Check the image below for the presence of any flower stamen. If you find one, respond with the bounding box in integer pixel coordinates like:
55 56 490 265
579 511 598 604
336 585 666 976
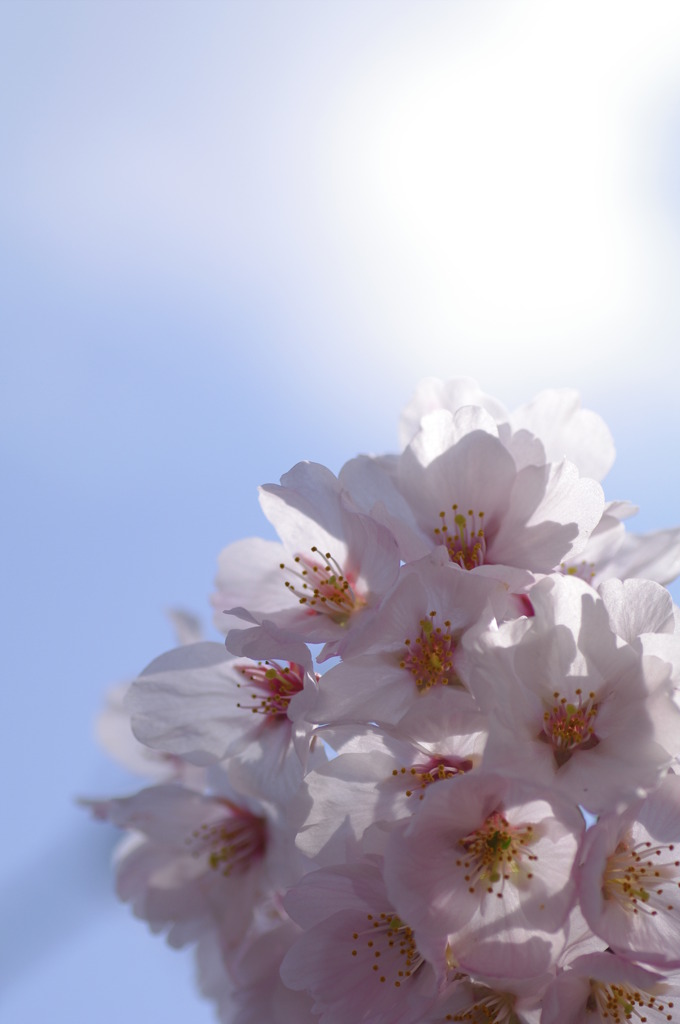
588 978 675 1022
560 558 596 582
236 660 306 719
279 547 364 623
456 811 538 895
541 688 599 767
391 755 473 799
446 988 520 1023
349 911 424 987
603 833 680 919
434 505 486 570
186 802 267 877
400 611 461 693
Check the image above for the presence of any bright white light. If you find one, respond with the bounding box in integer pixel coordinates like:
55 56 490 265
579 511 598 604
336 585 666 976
322 0 680 389
6 1 680 398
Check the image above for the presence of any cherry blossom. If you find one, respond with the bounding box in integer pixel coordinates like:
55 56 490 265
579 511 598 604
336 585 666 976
280 859 443 1024
127 637 320 799
308 556 501 730
541 952 680 1024
398 378 615 482
213 461 400 659
579 775 680 968
342 400 605 580
294 715 486 865
467 574 679 813
561 499 680 589
423 969 545 1024
86 377 680 1024
86 782 271 949
384 772 583 976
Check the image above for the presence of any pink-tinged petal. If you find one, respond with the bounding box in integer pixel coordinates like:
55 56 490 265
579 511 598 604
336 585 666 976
281 861 440 1024
407 407 500 466
384 773 582 971
579 775 680 968
220 921 318 1024
556 904 608 966
128 642 242 764
218 465 400 654
294 751 397 866
542 953 680 1024
424 972 544 1024
260 462 347 558
341 556 501 660
296 721 484 865
280 910 438 1024
470 575 678 813
559 505 625 583
129 635 319 803
398 377 507 448
224 618 313 666
600 577 675 643
96 681 195 782
283 860 399 932
337 502 400 601
339 454 432 563
603 525 680 586
394 411 605 577
308 655 405 724
400 429 516 545
214 537 289 618
509 388 615 481
453 934 558 988
310 653 479 731
259 462 401 606
86 783 280 952
86 785 261 849
310 559 502 728
496 424 547 471
492 461 604 571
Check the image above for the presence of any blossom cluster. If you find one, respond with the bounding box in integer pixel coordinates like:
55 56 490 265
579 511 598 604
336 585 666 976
90 378 680 1023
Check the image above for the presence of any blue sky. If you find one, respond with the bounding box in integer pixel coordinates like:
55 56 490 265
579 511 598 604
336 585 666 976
3 2 680 1021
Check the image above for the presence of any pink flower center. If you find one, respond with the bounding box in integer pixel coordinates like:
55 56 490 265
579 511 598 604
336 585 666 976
588 979 675 1022
236 660 306 719
187 802 267 876
434 505 486 570
456 811 538 895
400 611 461 693
350 911 424 988
391 755 473 800
280 547 365 623
603 832 680 920
541 688 599 767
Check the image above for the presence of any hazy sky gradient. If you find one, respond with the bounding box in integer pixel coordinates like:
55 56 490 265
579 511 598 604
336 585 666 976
3 2 680 1020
